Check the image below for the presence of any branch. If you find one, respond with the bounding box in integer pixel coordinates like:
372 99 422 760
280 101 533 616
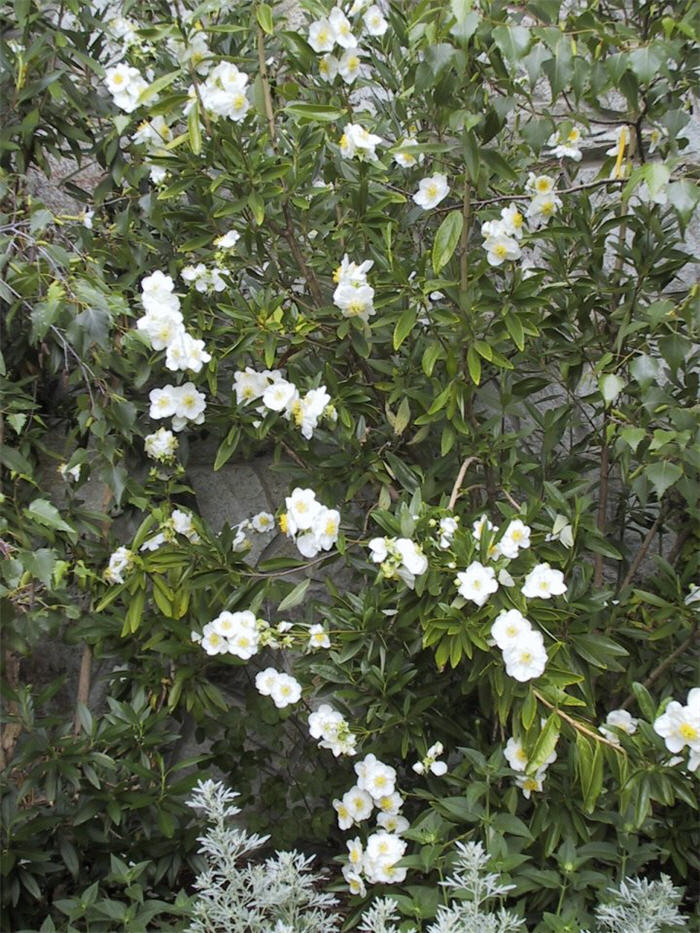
448 457 476 510
619 509 664 592
620 625 698 711
534 689 624 752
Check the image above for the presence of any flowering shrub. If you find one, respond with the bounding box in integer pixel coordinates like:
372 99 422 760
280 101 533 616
1 0 699 928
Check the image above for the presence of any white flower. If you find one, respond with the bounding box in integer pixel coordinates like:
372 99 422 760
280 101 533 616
377 812 409 833
270 673 302 708
394 538 428 576
165 332 211 374
515 769 546 799
413 173 449 210
502 630 548 682
499 519 531 559
333 796 354 830
343 785 374 822
285 487 322 532
144 427 178 461
214 229 240 250
363 4 388 35
318 53 339 81
308 17 335 52
329 7 356 48
547 125 584 161
368 537 388 563
491 609 532 650
545 514 574 548
262 379 299 413
195 61 250 122
171 508 199 542
255 668 279 697
521 563 567 599
472 514 497 540
360 760 397 801
105 546 133 584
333 281 376 320
141 270 180 315
525 173 556 196
201 626 229 656
653 700 700 754
58 462 81 482
233 367 270 405
132 115 172 152
483 227 522 266
500 204 526 239
438 516 459 548
339 122 383 161
363 832 406 883
375 791 403 814
105 64 147 113
294 386 332 439
393 137 420 168
599 709 638 744
527 192 562 226
455 561 498 607
251 511 275 533
338 48 363 84
149 385 179 420
140 531 166 552
504 736 529 771
174 382 207 423
341 865 366 896
308 624 331 650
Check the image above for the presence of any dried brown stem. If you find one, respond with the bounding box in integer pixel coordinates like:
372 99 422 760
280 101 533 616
619 510 664 592
534 689 624 752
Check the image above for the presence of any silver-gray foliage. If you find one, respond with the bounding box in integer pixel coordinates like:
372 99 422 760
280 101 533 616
185 779 340 933
588 874 687 933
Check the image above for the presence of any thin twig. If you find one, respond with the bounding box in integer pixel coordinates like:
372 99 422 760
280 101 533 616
619 509 665 592
534 689 624 752
620 625 698 711
448 457 476 510
593 415 610 588
73 645 93 735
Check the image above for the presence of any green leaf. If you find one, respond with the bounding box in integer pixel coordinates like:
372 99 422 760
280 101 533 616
599 373 626 405
393 307 417 350
543 36 573 95
284 102 345 123
628 45 666 84
504 312 525 351
619 426 646 452
632 682 657 721
527 712 560 773
138 70 179 104
187 100 202 155
248 191 265 224
432 210 463 275
122 589 145 636
25 499 75 534
521 690 538 730
493 24 531 61
576 732 604 813
256 3 274 34
645 461 683 498
278 578 310 611
466 346 481 385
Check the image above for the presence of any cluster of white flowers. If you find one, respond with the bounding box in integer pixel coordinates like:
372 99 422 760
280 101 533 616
504 731 558 799
339 122 384 161
308 4 387 84
186 61 251 122
194 609 262 660
546 124 584 161
136 271 212 374
281 488 340 558
140 508 201 552
599 708 638 745
104 63 147 113
333 754 408 894
255 667 303 709
104 545 133 584
233 368 333 440
413 173 449 210
181 262 227 294
332 254 375 321
653 688 700 772
308 703 357 756
144 426 178 462
412 741 448 776
491 608 548 682
480 174 563 265
149 382 207 432
368 536 428 589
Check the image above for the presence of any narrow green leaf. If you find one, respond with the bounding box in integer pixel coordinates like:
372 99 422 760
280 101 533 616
278 578 310 612
432 210 463 274
393 307 417 350
527 712 560 773
466 346 481 385
187 100 202 155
